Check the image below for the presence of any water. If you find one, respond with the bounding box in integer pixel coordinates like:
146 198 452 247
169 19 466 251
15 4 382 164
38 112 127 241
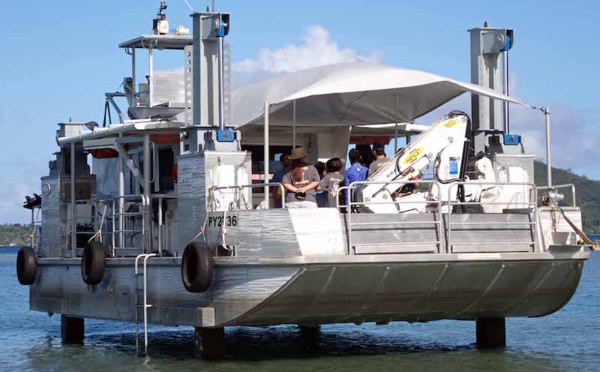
1 247 599 372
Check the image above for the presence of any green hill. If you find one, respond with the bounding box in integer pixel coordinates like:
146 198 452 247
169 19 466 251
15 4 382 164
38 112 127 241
534 161 600 234
0 224 32 246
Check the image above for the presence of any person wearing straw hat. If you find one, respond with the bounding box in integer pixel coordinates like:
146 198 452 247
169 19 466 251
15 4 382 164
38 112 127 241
282 147 321 208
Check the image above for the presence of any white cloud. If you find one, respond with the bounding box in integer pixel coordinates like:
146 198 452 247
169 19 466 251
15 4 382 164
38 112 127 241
233 25 383 86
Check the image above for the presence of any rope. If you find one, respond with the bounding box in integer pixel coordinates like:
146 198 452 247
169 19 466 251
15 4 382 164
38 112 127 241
238 187 252 210
88 202 108 244
189 188 217 244
25 209 41 247
544 191 599 250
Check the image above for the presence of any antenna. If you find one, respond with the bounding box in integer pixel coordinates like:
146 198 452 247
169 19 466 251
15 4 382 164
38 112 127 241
153 1 169 35
182 0 194 11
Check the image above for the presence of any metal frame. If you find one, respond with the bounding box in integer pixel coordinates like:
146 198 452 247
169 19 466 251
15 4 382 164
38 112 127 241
447 182 539 253
345 180 443 255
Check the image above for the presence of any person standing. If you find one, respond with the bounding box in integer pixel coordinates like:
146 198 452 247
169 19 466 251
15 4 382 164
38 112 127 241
368 141 389 176
282 147 321 208
318 158 344 208
344 148 368 206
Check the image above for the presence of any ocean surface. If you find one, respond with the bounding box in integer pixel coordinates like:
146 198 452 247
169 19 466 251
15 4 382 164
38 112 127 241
1 246 598 372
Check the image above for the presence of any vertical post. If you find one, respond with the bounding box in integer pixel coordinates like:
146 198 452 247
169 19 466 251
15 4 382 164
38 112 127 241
30 209 35 248
544 107 552 187
143 135 151 252
148 46 154 107
118 134 125 250
264 101 270 209
292 100 297 148
503 51 510 133
61 315 84 344
217 35 225 130
476 318 506 348
131 48 136 107
70 142 76 257
394 95 399 153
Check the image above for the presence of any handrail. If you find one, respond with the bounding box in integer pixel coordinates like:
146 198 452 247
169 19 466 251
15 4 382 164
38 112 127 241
211 182 286 210
345 180 443 254
112 194 149 256
447 182 539 253
536 183 576 207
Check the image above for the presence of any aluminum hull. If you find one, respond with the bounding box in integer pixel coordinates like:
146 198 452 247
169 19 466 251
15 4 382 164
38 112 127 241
30 251 587 327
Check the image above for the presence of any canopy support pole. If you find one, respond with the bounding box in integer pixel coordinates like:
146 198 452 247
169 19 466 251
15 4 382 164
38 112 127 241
544 107 552 187
148 46 153 107
394 95 399 153
292 100 297 148
131 48 136 108
264 101 270 209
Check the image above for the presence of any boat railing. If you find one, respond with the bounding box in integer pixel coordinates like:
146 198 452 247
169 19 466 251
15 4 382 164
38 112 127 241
447 182 539 253
536 183 576 207
210 183 286 210
111 194 149 256
344 180 443 254
149 193 178 256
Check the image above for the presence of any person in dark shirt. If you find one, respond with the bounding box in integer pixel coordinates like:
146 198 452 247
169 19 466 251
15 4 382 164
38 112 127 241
282 147 321 208
368 141 389 176
271 153 290 207
318 157 344 208
314 161 327 207
344 148 368 205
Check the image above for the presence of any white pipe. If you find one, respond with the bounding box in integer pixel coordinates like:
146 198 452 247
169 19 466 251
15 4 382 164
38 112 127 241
544 107 552 187
503 51 510 133
143 135 151 252
118 134 125 249
70 142 76 256
132 48 136 107
394 95 399 153
264 101 270 209
292 100 296 148
148 47 153 107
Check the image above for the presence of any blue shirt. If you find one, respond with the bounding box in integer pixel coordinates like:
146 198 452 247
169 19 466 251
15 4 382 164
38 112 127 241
272 169 285 184
344 163 368 204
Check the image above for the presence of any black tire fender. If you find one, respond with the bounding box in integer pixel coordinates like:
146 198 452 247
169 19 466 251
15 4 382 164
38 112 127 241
16 246 37 285
81 241 106 285
181 242 214 293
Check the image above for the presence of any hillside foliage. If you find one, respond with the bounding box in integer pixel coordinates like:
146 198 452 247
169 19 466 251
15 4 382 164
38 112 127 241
534 161 600 234
0 224 33 246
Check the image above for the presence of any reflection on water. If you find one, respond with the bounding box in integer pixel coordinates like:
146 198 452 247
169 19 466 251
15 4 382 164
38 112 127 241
1 250 598 371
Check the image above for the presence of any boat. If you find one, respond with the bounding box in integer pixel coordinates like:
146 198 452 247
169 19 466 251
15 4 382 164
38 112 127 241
15 2 593 358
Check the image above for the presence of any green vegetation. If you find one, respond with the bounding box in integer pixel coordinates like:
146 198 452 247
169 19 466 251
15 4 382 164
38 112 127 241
0 224 33 247
534 161 600 234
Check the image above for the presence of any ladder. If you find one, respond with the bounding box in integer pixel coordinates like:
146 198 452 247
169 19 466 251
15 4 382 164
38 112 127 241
134 253 156 355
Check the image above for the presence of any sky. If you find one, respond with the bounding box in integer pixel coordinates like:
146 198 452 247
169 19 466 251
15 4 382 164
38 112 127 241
0 0 598 223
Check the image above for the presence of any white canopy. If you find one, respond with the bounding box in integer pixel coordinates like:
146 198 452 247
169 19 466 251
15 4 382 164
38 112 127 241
230 63 529 128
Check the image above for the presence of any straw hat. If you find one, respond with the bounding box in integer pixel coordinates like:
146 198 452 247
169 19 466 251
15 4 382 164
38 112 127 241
289 147 307 160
